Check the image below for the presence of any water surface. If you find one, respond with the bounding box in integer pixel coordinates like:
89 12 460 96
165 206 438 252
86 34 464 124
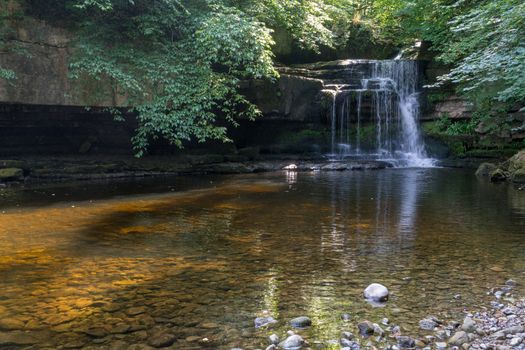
0 169 524 349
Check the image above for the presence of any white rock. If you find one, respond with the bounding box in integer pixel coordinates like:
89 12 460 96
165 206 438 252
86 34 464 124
364 283 389 302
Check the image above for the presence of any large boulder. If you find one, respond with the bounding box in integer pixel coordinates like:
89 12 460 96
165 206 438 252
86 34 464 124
363 283 389 302
475 162 497 177
489 168 508 182
512 167 525 183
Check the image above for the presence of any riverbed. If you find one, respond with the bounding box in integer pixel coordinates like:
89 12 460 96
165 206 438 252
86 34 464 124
0 168 524 349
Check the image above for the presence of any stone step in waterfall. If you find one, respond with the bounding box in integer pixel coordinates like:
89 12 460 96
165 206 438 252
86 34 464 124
282 59 435 167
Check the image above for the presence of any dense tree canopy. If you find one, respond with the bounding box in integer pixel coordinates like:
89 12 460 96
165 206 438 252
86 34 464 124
1 0 524 153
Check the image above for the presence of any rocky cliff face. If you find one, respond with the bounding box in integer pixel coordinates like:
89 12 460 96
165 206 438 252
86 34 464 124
0 13 127 107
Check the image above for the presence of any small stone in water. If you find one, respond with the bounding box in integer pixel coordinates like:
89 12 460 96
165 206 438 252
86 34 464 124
268 334 279 345
420 318 438 331
289 316 312 328
341 313 352 321
396 336 416 349
510 338 522 346
254 316 277 328
449 331 469 346
381 318 389 325
147 332 177 348
279 334 304 350
358 321 375 336
435 342 447 350
461 317 476 333
363 283 389 302
342 331 354 340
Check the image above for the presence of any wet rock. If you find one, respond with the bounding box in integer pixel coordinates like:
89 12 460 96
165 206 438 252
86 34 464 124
290 316 312 328
127 345 154 350
364 283 389 302
254 316 277 328
490 169 508 182
147 332 176 348
396 336 416 348
342 331 355 340
279 334 304 350
84 327 107 338
321 163 348 171
435 342 447 350
268 334 280 345
510 337 522 346
63 339 87 349
373 323 384 337
126 306 146 316
492 331 506 340
0 317 26 330
420 318 439 331
109 324 132 334
341 339 360 350
0 168 23 181
185 336 201 342
0 331 38 346
358 321 375 336
476 163 497 177
449 331 468 346
461 317 476 333
201 322 219 329
505 279 517 286
341 313 352 321
503 325 524 334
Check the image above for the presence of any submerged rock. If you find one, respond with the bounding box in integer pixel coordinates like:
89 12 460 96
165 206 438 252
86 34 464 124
254 316 277 328
268 334 280 345
290 316 312 328
341 313 352 321
279 334 304 350
363 283 389 302
147 332 176 348
419 318 438 331
358 321 375 336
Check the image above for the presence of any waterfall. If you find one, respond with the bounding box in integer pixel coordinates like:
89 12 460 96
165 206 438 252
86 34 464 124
325 60 434 167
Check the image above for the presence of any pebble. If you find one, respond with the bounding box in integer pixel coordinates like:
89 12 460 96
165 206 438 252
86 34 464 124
461 317 476 333
436 342 447 350
268 334 279 345
449 331 469 346
358 321 375 336
420 318 439 331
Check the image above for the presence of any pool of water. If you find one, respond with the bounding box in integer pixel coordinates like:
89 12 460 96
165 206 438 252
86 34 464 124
1 168 524 349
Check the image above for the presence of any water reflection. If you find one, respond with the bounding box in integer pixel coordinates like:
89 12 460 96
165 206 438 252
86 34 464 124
0 169 524 349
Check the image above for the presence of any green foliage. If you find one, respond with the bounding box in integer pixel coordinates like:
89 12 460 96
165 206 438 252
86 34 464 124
436 0 525 106
40 0 278 156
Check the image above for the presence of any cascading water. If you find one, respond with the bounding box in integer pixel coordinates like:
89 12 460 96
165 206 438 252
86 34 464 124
322 60 434 167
